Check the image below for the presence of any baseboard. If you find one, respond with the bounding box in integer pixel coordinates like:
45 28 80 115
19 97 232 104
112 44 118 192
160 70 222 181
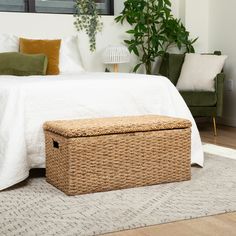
203 143 236 159
219 117 236 127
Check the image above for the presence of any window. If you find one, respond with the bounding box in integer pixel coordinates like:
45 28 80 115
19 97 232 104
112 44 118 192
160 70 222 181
35 0 76 14
0 0 114 15
0 0 25 12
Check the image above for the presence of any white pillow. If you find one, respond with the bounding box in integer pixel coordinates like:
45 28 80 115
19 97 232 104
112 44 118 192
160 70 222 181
177 53 227 92
59 36 85 74
0 34 19 52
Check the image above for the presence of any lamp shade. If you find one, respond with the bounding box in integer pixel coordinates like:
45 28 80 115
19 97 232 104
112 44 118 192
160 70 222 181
102 45 130 64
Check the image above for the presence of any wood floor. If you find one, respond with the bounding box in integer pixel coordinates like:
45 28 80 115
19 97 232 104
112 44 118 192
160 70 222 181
103 123 236 236
104 213 236 236
198 121 236 149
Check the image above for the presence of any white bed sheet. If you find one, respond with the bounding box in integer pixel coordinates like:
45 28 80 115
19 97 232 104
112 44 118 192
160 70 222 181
0 72 204 190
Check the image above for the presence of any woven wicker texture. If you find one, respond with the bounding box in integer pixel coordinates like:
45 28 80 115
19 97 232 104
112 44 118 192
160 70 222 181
44 116 191 196
43 115 192 138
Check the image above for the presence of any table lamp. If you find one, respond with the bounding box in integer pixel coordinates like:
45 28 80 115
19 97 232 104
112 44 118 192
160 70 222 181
102 45 130 72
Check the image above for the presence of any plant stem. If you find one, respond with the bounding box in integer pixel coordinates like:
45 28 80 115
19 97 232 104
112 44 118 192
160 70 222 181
146 0 151 74
145 61 152 75
164 42 173 52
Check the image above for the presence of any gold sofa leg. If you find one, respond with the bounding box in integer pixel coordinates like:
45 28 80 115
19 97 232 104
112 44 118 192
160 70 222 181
212 117 217 136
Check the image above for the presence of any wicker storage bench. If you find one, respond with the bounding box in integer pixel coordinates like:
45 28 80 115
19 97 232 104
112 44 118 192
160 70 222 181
43 115 192 196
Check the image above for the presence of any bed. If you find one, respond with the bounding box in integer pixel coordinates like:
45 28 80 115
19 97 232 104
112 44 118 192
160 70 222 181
0 72 204 190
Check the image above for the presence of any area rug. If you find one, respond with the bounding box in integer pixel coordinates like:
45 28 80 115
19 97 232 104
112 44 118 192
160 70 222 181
1 153 236 236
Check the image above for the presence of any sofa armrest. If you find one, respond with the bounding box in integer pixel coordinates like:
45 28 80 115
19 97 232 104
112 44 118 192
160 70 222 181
215 73 225 117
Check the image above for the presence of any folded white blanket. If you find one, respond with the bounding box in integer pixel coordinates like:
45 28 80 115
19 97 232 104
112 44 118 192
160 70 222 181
0 72 204 190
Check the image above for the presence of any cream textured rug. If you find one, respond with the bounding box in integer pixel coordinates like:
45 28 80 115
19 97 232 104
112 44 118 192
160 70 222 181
1 153 236 236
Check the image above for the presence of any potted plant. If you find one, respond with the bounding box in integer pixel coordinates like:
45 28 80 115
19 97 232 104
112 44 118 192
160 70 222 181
74 0 103 52
115 0 197 74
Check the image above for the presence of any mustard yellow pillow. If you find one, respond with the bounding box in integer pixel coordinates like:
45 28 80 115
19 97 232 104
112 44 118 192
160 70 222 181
19 38 61 75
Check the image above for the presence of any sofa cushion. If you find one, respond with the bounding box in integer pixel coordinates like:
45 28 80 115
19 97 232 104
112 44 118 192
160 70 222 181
159 53 185 86
180 91 217 107
189 107 217 117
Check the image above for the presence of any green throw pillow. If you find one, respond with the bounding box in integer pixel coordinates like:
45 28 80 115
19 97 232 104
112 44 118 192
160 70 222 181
0 52 48 76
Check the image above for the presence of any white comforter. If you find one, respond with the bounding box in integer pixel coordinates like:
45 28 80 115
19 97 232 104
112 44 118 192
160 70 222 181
0 72 204 190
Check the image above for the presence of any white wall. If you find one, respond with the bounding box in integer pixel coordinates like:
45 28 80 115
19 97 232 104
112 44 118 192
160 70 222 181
114 0 125 15
185 0 209 52
172 0 184 20
208 0 236 126
0 12 137 73
114 0 182 18
0 1 182 74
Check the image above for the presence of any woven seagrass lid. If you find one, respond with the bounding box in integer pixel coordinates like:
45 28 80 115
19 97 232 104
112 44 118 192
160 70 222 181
43 115 192 138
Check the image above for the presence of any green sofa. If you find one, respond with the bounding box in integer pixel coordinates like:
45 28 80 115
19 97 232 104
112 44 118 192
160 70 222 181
159 52 225 136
